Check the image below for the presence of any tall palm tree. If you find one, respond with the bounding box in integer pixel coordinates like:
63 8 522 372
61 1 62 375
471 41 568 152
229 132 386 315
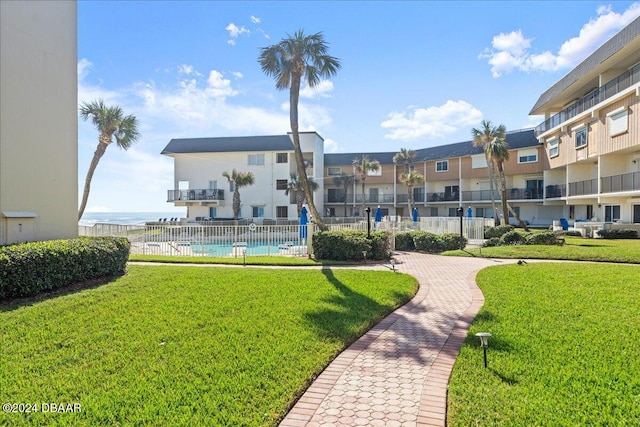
485 138 529 231
471 120 502 224
333 173 357 217
285 172 319 217
400 169 424 214
393 148 416 174
78 99 140 220
353 155 380 214
222 169 255 220
259 30 341 231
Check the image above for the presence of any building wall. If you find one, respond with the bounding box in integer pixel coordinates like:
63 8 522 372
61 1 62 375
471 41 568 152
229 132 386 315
0 1 78 244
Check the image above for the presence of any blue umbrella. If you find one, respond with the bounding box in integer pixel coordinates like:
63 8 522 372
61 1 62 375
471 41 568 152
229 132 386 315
467 207 473 218
412 207 419 223
299 206 308 239
374 206 382 223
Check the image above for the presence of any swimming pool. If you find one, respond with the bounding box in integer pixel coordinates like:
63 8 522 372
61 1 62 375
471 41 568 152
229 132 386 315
189 241 307 257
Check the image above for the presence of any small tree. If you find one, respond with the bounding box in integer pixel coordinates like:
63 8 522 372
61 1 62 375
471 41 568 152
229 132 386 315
285 172 319 217
353 155 380 214
222 169 255 220
400 169 424 214
333 173 357 217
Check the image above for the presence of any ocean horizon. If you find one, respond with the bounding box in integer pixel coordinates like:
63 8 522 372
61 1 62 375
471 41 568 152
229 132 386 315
78 212 186 227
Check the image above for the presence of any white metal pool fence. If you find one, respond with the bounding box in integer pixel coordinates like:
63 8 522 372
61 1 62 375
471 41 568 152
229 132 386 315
78 216 490 257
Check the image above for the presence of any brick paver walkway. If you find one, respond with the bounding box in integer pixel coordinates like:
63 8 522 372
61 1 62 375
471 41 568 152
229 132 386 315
280 252 513 427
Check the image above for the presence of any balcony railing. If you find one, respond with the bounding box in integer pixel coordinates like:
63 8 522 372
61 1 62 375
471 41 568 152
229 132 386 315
535 63 640 135
545 184 566 198
354 194 395 204
507 188 543 200
461 190 500 201
568 179 598 196
428 192 459 202
601 171 640 193
168 189 225 202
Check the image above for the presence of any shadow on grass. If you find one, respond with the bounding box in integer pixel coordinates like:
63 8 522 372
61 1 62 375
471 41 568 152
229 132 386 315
490 367 519 385
0 272 125 313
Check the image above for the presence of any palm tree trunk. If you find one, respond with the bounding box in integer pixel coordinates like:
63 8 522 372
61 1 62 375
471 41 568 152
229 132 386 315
78 139 109 220
485 152 499 225
407 184 413 216
343 184 348 217
361 180 366 214
296 192 304 218
233 190 240 220
289 72 326 231
497 163 510 226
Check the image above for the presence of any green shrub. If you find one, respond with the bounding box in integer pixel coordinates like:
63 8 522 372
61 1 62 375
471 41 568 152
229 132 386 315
564 230 583 237
525 231 562 245
484 225 514 239
0 237 130 300
395 231 417 251
483 237 501 247
413 232 444 253
313 230 390 261
596 229 638 239
501 230 526 245
440 233 468 251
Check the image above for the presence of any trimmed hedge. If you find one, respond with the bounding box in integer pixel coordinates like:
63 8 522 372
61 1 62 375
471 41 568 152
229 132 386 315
396 231 467 253
0 237 130 300
596 229 638 239
483 231 563 247
484 225 514 239
313 230 390 261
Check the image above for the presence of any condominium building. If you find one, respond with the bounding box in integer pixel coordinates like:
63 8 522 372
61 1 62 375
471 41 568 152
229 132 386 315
0 1 78 244
162 129 554 225
531 17 640 224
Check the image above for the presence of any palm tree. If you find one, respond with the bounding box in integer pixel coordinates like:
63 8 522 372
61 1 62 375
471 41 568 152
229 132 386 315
222 169 255 220
485 138 529 231
471 120 502 225
285 172 319 217
400 169 424 214
393 148 416 174
333 173 357 217
353 155 380 214
259 30 341 231
78 99 140 220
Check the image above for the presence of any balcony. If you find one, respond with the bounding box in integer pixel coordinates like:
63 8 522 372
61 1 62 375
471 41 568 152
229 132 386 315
427 192 459 202
168 189 224 202
545 184 566 198
507 188 543 200
354 193 395 204
601 171 640 193
568 179 598 196
535 63 640 135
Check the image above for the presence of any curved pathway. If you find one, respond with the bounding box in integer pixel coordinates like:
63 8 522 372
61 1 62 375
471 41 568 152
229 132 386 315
280 252 515 427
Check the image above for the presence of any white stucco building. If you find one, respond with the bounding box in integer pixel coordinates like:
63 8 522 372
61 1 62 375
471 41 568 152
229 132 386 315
0 1 78 244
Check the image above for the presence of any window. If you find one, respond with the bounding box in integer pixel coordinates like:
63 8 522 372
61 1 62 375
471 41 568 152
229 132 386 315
209 207 217 218
367 167 382 176
471 155 487 169
229 181 235 192
248 153 265 166
604 205 621 222
448 208 458 217
608 108 628 136
276 206 288 218
327 188 346 203
575 127 587 149
476 207 484 218
276 153 288 163
429 207 438 217
413 187 425 203
209 180 218 190
518 148 538 164
252 206 265 218
328 167 342 176
508 206 520 218
436 160 448 172
403 164 415 174
276 179 288 190
548 139 559 158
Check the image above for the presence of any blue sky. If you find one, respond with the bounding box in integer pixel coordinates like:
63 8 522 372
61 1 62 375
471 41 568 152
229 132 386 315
77 1 640 214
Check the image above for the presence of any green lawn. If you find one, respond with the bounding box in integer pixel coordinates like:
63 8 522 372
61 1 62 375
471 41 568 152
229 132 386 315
448 262 640 426
445 236 640 263
0 265 417 426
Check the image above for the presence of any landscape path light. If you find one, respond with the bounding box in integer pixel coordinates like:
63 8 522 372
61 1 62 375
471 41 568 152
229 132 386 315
475 332 492 368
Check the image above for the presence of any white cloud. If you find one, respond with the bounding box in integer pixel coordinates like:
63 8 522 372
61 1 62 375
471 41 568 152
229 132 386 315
225 22 249 45
381 100 483 141
232 71 243 79
300 80 335 99
324 138 342 153
250 15 261 24
78 58 121 104
481 2 640 77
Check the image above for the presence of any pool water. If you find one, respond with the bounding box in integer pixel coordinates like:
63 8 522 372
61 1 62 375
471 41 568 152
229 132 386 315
190 241 305 257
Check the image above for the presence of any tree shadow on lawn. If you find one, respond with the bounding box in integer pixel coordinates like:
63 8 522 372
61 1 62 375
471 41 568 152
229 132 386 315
0 271 125 313
304 267 470 365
